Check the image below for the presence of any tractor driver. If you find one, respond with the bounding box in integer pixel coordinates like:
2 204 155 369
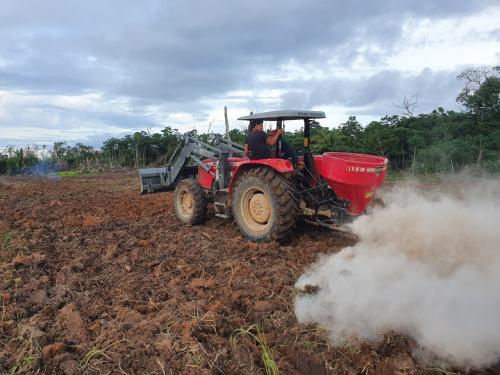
244 119 283 160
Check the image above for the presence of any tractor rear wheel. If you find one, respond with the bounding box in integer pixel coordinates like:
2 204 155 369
232 167 297 243
174 179 207 225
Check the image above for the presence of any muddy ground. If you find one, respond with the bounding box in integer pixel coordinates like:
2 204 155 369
0 174 496 374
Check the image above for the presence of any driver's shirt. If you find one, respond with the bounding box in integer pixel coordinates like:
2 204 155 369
245 130 271 159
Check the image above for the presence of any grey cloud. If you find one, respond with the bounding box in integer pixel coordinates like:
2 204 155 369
491 28 500 40
1 0 497 101
280 90 310 109
279 68 465 121
32 104 156 129
0 131 132 149
0 0 498 146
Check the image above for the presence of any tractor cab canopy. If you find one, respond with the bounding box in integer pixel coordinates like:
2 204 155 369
237 110 325 122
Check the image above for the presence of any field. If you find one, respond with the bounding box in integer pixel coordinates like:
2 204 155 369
0 174 493 374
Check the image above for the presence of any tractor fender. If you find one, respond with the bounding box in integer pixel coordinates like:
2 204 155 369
229 159 294 193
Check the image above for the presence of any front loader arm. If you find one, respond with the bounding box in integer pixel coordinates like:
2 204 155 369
139 134 244 193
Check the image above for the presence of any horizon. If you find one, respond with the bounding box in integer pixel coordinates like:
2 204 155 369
0 101 470 152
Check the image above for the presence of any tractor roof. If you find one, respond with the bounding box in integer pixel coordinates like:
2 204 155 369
238 110 326 121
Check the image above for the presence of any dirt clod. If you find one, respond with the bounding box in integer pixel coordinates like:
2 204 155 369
19 323 45 340
30 289 48 304
1 291 11 304
82 215 104 226
254 300 273 311
48 200 63 207
188 278 216 289
12 252 46 266
59 359 79 375
155 334 174 355
42 342 66 358
58 303 89 343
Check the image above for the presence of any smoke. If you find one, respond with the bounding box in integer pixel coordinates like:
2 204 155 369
20 160 63 179
294 179 500 368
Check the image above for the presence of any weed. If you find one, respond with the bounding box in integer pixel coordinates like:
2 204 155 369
0 231 15 246
79 340 126 371
81 347 108 368
186 346 204 368
9 337 40 374
194 343 228 373
343 337 361 357
10 354 33 374
160 318 176 335
181 305 217 335
231 324 278 375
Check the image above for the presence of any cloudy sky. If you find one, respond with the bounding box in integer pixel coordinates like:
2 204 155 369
0 0 499 148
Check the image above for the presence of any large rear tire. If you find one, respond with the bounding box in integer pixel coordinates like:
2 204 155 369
232 167 297 243
173 179 207 225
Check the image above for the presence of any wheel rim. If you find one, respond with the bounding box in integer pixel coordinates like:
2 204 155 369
177 188 194 219
240 187 272 232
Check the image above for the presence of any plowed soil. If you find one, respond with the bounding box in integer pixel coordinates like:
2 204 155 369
0 174 490 374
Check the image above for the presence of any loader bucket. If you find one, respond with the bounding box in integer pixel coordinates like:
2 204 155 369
139 165 199 193
139 168 169 193
315 152 388 215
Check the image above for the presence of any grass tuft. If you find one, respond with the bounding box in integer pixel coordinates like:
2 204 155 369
9 337 40 374
0 230 15 246
80 347 108 369
79 340 126 371
231 324 278 375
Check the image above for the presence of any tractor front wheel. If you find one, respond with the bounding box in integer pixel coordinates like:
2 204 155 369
173 179 207 225
232 167 297 243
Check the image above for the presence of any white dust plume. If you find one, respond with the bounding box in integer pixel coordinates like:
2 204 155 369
295 180 500 367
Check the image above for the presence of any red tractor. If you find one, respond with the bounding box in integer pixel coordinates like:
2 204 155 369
139 110 387 243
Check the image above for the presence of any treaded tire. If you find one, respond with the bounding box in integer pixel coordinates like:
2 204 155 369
232 167 298 243
173 179 207 225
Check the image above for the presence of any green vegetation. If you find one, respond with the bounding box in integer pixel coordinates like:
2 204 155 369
57 170 97 177
0 231 15 246
0 146 39 175
8 337 40 374
231 324 278 375
1 67 499 175
80 347 108 369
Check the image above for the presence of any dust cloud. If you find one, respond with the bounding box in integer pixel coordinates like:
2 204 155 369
294 179 500 367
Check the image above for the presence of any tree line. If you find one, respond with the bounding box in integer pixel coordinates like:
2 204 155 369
1 67 499 175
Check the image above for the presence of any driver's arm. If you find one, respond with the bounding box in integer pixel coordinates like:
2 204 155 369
266 128 284 146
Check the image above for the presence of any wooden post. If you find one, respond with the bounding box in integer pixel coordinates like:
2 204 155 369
224 106 231 142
